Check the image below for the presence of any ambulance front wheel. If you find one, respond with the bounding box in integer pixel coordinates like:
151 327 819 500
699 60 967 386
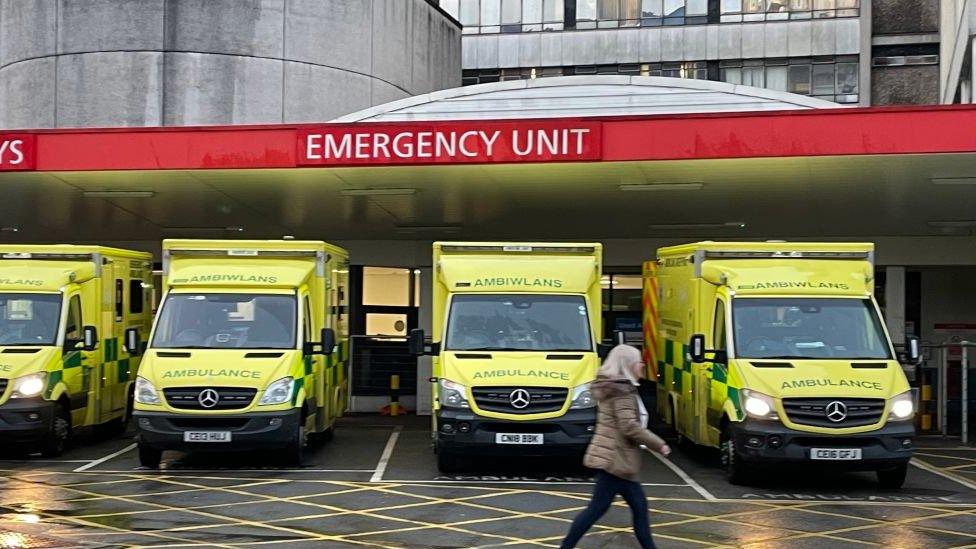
720 424 752 485
877 464 908 489
40 404 71 457
282 424 305 467
138 444 162 468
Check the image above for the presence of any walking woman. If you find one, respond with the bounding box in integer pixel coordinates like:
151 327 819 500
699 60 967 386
560 344 671 549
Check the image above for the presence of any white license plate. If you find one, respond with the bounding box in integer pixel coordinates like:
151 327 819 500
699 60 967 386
811 448 862 460
495 433 543 445
183 431 232 443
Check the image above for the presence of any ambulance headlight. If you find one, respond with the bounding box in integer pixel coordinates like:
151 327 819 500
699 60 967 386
135 376 160 405
741 389 778 420
11 372 46 398
570 383 596 409
438 379 469 409
888 391 915 420
259 377 295 406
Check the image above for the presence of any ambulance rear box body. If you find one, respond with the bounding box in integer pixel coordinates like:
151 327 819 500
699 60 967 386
645 242 916 488
0 246 152 455
134 240 349 467
411 243 603 472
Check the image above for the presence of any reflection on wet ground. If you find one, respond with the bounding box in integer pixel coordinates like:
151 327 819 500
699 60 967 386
0 416 972 548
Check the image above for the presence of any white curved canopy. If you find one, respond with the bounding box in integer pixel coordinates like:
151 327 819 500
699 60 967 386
334 75 841 123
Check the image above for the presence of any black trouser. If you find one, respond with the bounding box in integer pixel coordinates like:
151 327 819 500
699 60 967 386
560 470 656 549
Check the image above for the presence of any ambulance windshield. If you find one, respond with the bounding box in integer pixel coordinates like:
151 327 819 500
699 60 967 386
0 293 62 346
445 294 592 352
732 298 892 360
152 293 297 350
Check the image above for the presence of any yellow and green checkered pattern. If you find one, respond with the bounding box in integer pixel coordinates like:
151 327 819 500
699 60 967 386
660 337 744 423
44 337 137 404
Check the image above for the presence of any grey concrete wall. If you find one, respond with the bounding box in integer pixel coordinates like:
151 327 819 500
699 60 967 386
874 0 940 35
462 19 860 69
0 0 462 128
872 65 940 105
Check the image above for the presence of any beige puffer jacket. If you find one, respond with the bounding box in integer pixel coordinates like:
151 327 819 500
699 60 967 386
583 376 667 481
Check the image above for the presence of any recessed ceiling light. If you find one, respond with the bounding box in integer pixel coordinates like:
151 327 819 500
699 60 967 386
83 191 155 198
649 222 746 230
1 227 19 233
619 183 704 192
340 188 417 196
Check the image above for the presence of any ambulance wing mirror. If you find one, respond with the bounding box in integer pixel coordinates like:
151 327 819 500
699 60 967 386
904 336 921 365
409 329 426 356
320 328 336 356
124 328 142 356
689 334 707 363
408 329 440 357
82 326 98 352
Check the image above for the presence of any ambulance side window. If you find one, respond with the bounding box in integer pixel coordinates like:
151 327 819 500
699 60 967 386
303 295 313 344
713 299 727 352
65 295 83 343
115 279 124 322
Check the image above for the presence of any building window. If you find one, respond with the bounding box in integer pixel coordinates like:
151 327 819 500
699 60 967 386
720 0 858 22
577 0 707 28
720 56 859 103
442 0 565 34
463 62 708 85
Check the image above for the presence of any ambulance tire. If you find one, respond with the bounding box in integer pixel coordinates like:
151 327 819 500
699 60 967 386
138 444 162 469
282 425 305 467
720 425 752 485
877 464 908 489
41 404 71 457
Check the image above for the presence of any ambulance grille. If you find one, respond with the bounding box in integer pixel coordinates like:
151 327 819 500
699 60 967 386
782 398 885 428
163 387 257 410
472 387 568 414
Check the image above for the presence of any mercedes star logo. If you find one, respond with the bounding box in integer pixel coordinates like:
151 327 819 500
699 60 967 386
825 400 848 423
198 388 220 409
509 388 531 410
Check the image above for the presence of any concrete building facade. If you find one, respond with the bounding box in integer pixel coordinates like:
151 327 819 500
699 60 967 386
0 0 462 129
440 0 952 107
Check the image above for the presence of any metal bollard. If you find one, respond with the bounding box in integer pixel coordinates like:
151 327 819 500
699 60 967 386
381 374 408 416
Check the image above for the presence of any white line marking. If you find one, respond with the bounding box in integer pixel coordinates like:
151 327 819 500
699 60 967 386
73 443 136 472
915 447 976 451
370 425 402 482
911 457 976 491
0 458 91 463
383 480 691 487
649 452 717 501
121 468 376 473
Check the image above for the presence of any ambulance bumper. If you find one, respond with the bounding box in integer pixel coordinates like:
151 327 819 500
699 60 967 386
435 408 596 456
0 398 56 446
732 419 915 469
134 409 301 452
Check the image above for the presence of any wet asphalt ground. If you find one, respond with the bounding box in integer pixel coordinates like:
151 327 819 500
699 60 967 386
0 415 974 548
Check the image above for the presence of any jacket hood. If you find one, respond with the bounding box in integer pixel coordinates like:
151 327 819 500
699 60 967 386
592 376 636 401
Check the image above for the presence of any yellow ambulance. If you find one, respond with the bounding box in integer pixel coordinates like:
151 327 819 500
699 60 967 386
644 242 918 487
134 240 349 467
0 245 152 456
409 242 603 472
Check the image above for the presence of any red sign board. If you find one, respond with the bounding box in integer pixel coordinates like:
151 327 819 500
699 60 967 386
297 121 603 167
0 134 36 171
